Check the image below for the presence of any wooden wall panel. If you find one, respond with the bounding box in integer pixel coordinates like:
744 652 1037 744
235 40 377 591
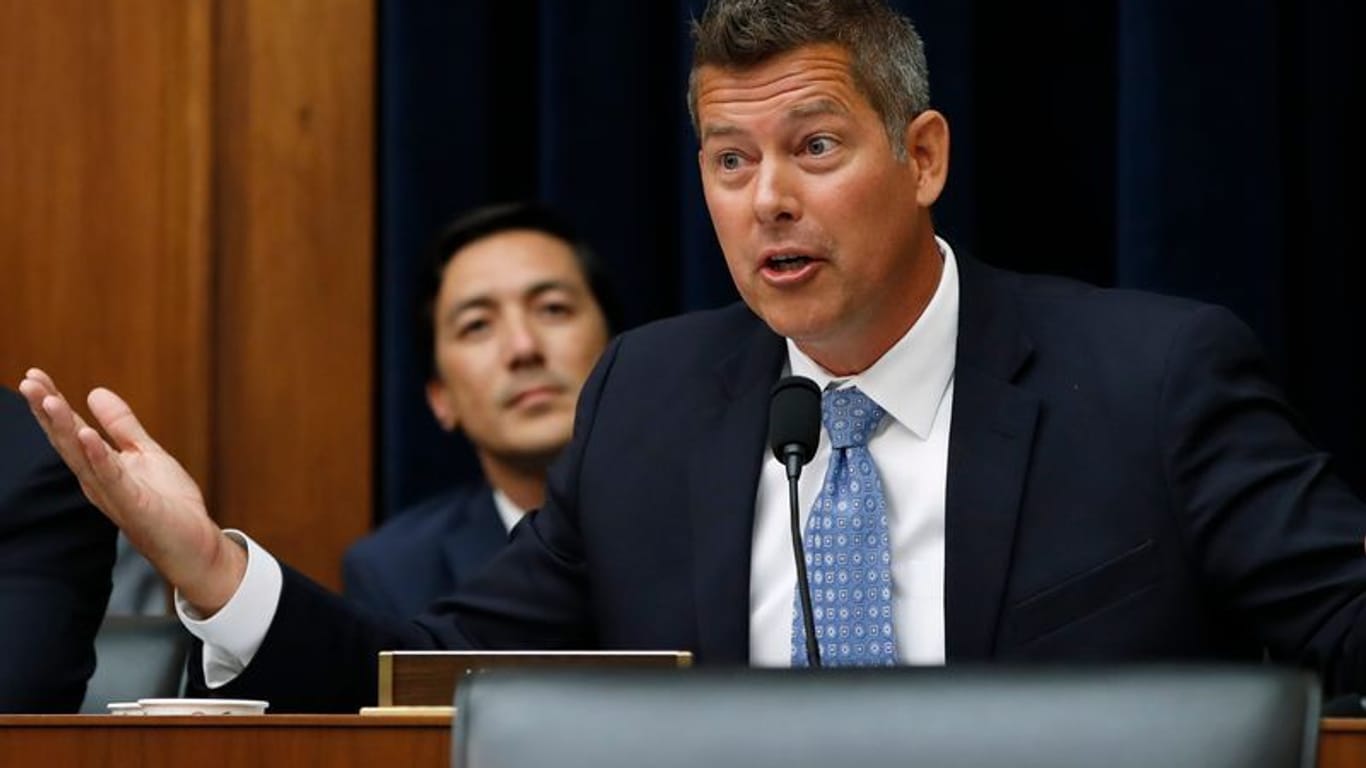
0 0 213 483
211 0 374 588
0 0 374 591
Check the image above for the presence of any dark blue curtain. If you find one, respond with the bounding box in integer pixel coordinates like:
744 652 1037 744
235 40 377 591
378 0 1365 522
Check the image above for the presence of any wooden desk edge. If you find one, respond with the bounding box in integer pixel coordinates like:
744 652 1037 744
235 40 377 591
0 715 450 728
2 715 1362 731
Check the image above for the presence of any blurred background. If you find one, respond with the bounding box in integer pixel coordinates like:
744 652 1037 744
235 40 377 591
2 0 1362 589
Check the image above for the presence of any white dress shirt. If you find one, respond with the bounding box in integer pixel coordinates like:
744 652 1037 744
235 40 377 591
749 240 957 666
182 240 960 685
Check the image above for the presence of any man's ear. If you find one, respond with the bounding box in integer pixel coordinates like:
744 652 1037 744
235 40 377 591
904 109 950 208
425 379 459 433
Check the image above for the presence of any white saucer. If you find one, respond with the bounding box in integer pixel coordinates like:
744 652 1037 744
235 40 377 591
106 702 144 715
136 698 269 716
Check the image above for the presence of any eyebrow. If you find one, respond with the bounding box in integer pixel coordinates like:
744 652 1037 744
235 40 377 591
700 99 850 143
701 122 742 142
788 99 848 120
442 279 582 325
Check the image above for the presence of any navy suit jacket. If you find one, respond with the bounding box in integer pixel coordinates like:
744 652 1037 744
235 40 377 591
342 484 509 621
0 388 116 712
202 256 1366 712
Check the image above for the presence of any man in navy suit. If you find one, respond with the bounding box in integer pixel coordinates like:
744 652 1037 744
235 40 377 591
343 203 615 620
20 0 1366 713
0 387 115 712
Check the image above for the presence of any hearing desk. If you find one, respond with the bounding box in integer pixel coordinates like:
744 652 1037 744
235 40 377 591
1 716 1365 766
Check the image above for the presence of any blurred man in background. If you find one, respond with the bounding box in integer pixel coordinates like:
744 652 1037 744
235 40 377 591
344 203 616 620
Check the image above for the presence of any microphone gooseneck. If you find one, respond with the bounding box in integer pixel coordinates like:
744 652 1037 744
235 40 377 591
768 375 822 668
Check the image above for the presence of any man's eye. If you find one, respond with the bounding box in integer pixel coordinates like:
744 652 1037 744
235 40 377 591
538 303 573 318
456 318 489 338
719 152 742 171
807 137 834 155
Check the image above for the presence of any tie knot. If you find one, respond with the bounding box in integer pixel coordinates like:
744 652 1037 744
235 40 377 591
821 387 886 449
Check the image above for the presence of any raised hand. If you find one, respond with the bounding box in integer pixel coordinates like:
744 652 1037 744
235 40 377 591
17 368 246 615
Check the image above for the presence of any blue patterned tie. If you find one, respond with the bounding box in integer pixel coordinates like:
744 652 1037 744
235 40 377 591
791 386 897 667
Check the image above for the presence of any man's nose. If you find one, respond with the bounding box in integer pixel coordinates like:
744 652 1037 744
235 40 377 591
753 160 801 225
503 313 545 368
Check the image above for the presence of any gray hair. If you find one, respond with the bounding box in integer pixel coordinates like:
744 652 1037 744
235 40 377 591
687 0 931 161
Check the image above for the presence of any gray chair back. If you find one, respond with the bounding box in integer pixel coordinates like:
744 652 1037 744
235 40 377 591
79 615 191 713
453 666 1319 768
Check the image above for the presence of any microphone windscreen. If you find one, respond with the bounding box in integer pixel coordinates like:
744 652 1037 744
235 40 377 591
768 376 821 465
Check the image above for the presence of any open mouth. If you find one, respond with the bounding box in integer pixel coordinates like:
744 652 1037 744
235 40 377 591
764 254 815 272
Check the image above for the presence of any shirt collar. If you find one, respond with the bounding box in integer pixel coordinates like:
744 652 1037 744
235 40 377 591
490 488 525 533
786 236 959 440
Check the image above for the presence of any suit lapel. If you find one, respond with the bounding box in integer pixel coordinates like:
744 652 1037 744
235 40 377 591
944 256 1039 660
687 315 786 664
441 486 508 587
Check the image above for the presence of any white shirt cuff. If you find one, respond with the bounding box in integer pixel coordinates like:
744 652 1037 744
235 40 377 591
174 529 283 689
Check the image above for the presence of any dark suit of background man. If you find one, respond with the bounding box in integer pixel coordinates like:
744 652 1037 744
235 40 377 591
19 0 1366 713
0 387 115 712
344 203 615 620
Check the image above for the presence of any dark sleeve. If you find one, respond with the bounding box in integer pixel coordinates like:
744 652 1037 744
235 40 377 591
190 338 622 712
186 564 439 712
407 337 623 650
0 400 117 713
1161 306 1366 694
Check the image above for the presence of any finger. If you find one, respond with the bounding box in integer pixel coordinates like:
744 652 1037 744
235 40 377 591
22 368 66 409
20 368 92 435
42 389 99 438
17 372 60 429
20 372 122 514
75 422 144 518
24 367 57 389
33 392 115 510
16 377 51 425
88 387 162 453
25 371 104 439
37 390 88 457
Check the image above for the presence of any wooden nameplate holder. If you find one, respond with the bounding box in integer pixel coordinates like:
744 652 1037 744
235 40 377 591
375 650 694 707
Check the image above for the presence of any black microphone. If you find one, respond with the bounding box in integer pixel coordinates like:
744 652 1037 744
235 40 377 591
768 375 822 668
